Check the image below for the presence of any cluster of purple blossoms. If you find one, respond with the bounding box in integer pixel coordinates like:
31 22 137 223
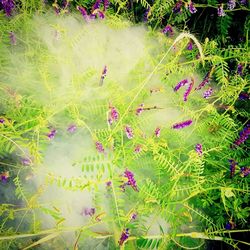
0 118 5 124
123 169 138 192
195 143 203 156
134 145 142 153
174 79 189 92
95 141 105 153
119 228 129 246
136 103 144 116
144 7 150 22
47 129 57 140
21 158 31 166
9 31 16 45
67 124 77 133
172 119 193 129
106 180 112 187
173 0 183 13
162 25 174 36
225 220 236 230
229 159 237 178
240 167 250 177
227 0 236 10
183 80 194 102
108 106 119 125
0 0 14 16
100 65 107 85
125 125 133 139
203 87 213 98
187 41 193 50
188 1 197 14
155 127 161 138
237 63 243 76
217 4 226 17
81 207 95 217
0 171 9 184
232 124 250 148
130 213 137 220
238 92 249 100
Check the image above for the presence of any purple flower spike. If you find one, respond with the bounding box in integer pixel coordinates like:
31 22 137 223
229 159 237 178
82 207 95 216
187 41 193 50
125 125 133 139
131 213 137 220
227 0 236 10
240 167 250 177
144 7 150 22
21 158 31 166
203 88 213 98
108 106 119 125
67 124 77 133
100 65 107 85
134 145 142 153
124 169 138 191
0 0 15 16
0 118 5 123
188 1 197 14
104 0 109 11
97 10 105 19
106 181 112 187
155 127 161 138
173 0 183 13
195 143 202 156
95 141 105 153
92 0 101 11
9 31 16 45
47 129 57 140
238 92 249 100
183 79 194 101
232 124 250 148
217 4 226 17
119 228 129 246
237 63 243 76
0 171 9 184
172 119 193 129
195 70 212 90
162 25 174 36
136 103 144 116
174 79 188 92
77 6 89 21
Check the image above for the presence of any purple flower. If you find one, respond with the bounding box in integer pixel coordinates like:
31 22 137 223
0 118 5 123
225 222 232 230
67 124 77 133
136 103 144 116
106 181 112 187
195 71 211 90
119 228 129 246
173 0 183 13
229 159 237 178
125 125 133 139
162 25 174 36
124 169 138 191
9 31 16 45
100 65 107 85
227 0 236 10
144 7 150 22
47 129 57 140
21 158 31 166
240 167 250 177
195 143 202 156
203 88 213 98
97 10 105 19
188 1 197 14
155 127 161 138
92 0 101 11
187 41 193 50
82 207 95 216
238 92 249 100
0 0 14 16
232 124 250 148
217 4 226 17
174 79 188 92
104 0 109 11
95 141 104 153
240 0 246 5
108 106 119 125
77 6 89 21
172 119 193 129
183 80 194 101
134 145 142 153
237 63 243 76
0 171 9 184
131 213 137 220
